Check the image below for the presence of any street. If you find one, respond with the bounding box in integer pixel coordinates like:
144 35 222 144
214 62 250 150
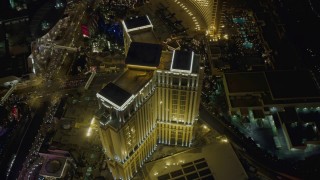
0 101 49 179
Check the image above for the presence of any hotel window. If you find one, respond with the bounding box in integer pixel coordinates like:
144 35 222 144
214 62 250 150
181 78 188 86
172 77 179 86
172 89 178 96
179 114 185 120
170 131 176 144
131 163 135 173
177 131 183 144
173 99 178 105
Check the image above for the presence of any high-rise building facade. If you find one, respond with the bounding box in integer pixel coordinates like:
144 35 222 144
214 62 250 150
182 0 224 38
96 16 203 180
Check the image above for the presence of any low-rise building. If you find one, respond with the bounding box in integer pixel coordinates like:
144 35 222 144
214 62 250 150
222 70 320 150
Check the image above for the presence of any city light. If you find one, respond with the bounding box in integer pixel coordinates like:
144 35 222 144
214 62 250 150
86 127 92 137
1 0 319 179
221 137 228 143
90 117 95 125
173 0 200 31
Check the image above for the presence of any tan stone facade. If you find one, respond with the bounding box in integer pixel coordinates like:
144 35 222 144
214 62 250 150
97 67 203 179
97 15 203 180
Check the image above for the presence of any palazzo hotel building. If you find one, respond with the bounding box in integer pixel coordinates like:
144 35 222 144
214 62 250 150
96 16 203 179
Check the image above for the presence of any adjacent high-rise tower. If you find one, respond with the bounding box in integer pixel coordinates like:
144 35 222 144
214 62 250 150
183 0 224 39
96 16 204 179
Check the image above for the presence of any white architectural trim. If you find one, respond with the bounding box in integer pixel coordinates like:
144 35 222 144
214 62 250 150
96 93 135 111
170 51 194 74
122 16 154 33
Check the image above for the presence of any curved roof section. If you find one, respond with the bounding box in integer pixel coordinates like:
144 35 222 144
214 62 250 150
45 159 62 173
185 0 214 29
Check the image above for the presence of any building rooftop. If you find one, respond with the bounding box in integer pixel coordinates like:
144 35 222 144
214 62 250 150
252 109 265 119
229 96 263 108
97 83 132 108
39 150 70 179
265 70 320 99
170 50 194 73
225 72 269 94
125 42 162 69
283 122 319 148
129 30 159 44
158 51 173 70
283 123 306 148
278 107 300 124
123 16 152 31
224 71 320 109
158 51 200 74
277 108 320 148
298 111 320 123
114 69 154 95
191 54 200 74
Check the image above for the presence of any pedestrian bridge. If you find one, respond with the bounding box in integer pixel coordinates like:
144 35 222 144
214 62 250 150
1 84 17 105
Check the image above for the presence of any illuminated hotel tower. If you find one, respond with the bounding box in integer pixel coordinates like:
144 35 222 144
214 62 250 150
182 0 224 38
96 16 203 180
